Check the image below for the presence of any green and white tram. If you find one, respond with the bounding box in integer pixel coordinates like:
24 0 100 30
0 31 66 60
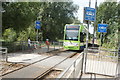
63 24 85 50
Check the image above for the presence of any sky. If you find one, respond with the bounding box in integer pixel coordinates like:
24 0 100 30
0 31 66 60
73 0 120 23
73 0 120 34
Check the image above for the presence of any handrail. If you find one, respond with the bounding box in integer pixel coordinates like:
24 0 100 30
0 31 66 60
57 52 83 79
88 49 118 54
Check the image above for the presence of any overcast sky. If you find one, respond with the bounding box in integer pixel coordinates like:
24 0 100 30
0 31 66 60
73 0 120 23
73 0 120 34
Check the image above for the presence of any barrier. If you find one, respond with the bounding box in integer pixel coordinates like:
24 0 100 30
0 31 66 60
85 48 118 77
57 52 84 79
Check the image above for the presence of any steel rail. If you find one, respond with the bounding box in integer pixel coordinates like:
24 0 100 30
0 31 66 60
34 51 78 80
1 50 67 77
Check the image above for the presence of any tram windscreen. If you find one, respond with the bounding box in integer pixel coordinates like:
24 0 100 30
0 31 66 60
65 25 80 41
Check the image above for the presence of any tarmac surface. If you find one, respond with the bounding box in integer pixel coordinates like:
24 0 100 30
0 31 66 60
1 46 119 79
1 48 76 79
0 47 61 61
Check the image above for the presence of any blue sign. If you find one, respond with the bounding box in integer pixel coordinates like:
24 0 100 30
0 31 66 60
84 7 96 21
98 24 108 33
35 21 41 29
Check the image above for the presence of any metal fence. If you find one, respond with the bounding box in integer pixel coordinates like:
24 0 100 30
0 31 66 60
84 47 118 77
1 41 63 62
57 52 84 79
1 41 63 53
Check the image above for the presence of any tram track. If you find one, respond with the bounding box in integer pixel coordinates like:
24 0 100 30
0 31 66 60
1 49 66 76
34 51 78 80
1 49 79 79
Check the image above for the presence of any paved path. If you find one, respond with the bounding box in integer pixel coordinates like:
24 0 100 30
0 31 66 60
2 51 76 79
0 47 61 62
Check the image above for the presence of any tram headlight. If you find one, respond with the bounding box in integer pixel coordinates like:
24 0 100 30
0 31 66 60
64 42 69 46
74 43 79 46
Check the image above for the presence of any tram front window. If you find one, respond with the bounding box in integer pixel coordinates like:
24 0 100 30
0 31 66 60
65 31 78 41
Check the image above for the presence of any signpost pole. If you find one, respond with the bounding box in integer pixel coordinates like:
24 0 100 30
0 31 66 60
86 0 91 49
98 23 108 46
36 29 38 41
84 0 91 73
100 33 103 46
92 0 97 47
35 20 41 41
100 20 103 46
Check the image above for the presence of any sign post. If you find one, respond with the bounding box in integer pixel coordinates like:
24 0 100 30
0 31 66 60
83 0 97 73
93 0 97 47
35 21 41 41
84 7 96 49
98 23 108 46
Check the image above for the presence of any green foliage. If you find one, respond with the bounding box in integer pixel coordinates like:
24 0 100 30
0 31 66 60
40 2 78 41
2 2 79 42
96 2 119 49
3 28 17 42
17 25 36 41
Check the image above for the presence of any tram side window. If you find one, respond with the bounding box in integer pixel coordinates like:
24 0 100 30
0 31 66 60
80 32 84 42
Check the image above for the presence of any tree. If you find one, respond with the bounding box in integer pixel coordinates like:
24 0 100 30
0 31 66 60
3 28 17 42
40 2 78 41
96 2 119 49
2 2 79 41
2 2 42 32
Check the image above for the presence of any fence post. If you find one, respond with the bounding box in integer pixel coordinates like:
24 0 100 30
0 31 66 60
54 42 55 50
5 48 8 62
73 61 76 78
13 42 15 52
59 42 60 49
39 41 41 48
84 48 88 73
81 52 84 74
21 41 23 52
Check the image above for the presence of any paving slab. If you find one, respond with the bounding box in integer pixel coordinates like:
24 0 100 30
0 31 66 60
8 54 49 64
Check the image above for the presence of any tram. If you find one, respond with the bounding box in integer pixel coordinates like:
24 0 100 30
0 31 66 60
63 24 86 50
